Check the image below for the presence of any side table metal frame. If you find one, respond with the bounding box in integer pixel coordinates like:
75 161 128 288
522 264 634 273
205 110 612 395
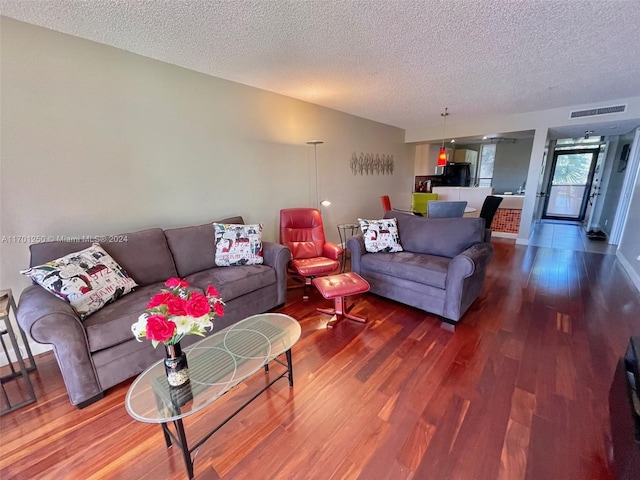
1 289 37 415
337 223 360 272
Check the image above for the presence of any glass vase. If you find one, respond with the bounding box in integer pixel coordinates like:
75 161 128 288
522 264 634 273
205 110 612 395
164 342 189 387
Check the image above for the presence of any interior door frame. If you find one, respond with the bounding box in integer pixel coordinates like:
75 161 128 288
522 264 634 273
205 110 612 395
542 147 600 221
583 142 608 231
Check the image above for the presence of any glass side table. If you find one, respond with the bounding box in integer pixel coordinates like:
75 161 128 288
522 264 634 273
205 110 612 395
1 289 37 415
337 223 360 272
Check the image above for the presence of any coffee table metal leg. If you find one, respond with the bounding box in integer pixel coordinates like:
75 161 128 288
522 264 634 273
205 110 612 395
161 423 172 448
155 350 296 479
286 349 294 386
174 418 194 479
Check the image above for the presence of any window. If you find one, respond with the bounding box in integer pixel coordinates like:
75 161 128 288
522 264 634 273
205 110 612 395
477 144 496 187
555 136 603 148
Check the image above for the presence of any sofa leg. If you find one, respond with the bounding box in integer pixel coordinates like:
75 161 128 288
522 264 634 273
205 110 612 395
440 322 456 333
76 392 104 409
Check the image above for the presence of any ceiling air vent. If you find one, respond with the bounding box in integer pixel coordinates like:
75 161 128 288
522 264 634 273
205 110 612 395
569 104 627 119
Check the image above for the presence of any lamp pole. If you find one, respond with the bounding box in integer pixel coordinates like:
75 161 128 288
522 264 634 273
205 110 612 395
307 140 324 209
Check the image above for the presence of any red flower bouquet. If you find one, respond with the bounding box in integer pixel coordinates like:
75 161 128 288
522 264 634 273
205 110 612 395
131 277 225 347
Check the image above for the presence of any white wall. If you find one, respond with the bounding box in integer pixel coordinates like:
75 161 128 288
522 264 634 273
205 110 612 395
600 133 636 235
616 128 640 291
493 139 534 194
0 17 413 301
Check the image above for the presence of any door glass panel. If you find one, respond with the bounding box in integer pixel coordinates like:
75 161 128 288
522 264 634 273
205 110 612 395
546 152 593 218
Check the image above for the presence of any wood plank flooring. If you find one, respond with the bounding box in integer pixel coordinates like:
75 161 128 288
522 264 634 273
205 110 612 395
1 238 639 479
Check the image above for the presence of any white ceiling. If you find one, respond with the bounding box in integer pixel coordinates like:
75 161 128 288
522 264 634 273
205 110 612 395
2 0 640 132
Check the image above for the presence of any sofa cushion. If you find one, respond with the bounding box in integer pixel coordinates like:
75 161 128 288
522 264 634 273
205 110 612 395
361 251 450 289
358 218 403 253
21 243 138 319
164 216 245 277
185 265 275 303
384 211 484 258
213 223 264 266
28 228 179 288
83 283 171 352
102 228 178 286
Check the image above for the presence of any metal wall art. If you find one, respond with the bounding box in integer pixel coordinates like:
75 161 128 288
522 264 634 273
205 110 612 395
350 152 394 175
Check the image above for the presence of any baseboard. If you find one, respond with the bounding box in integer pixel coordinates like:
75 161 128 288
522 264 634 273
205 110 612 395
492 232 518 240
0 341 51 367
617 250 640 294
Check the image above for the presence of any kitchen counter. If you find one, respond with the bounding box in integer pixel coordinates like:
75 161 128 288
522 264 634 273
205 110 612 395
495 194 524 210
492 194 524 236
428 188 524 237
431 187 493 215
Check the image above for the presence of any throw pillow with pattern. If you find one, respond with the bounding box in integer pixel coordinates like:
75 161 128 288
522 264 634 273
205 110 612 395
213 223 264 266
21 243 138 319
357 218 403 253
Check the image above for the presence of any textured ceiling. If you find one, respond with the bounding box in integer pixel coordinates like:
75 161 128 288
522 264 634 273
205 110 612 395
2 0 640 130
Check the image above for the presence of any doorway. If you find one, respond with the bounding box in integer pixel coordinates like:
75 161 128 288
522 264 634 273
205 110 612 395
542 148 599 221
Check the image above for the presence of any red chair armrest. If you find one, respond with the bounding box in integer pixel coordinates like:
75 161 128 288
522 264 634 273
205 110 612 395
323 242 343 260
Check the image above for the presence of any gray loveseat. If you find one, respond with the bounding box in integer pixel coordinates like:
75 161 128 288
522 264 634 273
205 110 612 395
17 216 291 407
347 211 494 328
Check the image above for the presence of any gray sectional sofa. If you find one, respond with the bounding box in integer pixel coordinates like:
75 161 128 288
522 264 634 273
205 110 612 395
347 211 494 328
17 216 291 407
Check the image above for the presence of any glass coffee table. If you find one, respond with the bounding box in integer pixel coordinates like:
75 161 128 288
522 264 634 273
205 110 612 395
125 313 301 479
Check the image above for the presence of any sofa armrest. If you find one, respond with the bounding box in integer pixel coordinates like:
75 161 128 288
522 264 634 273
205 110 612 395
346 234 366 273
447 242 495 280
461 242 495 273
443 242 495 322
262 241 291 306
17 285 102 406
323 242 343 261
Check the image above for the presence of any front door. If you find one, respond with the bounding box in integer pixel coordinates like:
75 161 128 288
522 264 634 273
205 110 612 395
542 148 599 221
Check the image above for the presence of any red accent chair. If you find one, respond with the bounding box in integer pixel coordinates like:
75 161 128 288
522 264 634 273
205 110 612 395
380 195 392 213
279 208 342 300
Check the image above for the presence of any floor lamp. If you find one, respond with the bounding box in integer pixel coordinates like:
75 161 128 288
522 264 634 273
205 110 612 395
306 140 331 209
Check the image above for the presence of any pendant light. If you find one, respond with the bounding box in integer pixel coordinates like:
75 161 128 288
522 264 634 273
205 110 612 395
437 108 449 167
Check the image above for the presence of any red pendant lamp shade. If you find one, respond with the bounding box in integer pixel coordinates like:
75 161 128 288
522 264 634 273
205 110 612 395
437 146 447 166
437 107 450 167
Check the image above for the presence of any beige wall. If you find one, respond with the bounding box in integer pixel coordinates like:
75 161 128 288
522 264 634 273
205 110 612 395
0 17 413 298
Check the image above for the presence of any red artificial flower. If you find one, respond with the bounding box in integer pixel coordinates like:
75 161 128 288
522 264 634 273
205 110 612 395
147 292 174 309
166 296 187 315
185 292 211 317
145 315 176 343
214 302 225 317
165 277 189 288
206 285 220 298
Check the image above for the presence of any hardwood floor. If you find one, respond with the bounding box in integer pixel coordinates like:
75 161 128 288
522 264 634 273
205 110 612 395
2 238 639 479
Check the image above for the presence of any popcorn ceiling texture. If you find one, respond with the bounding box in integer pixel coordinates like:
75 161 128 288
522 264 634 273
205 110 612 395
1 0 639 129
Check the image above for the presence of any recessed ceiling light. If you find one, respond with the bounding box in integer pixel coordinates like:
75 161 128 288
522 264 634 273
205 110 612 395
482 136 488 140
450 139 455 143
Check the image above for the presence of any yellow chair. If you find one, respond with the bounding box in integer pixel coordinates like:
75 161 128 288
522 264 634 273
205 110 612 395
411 193 438 216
